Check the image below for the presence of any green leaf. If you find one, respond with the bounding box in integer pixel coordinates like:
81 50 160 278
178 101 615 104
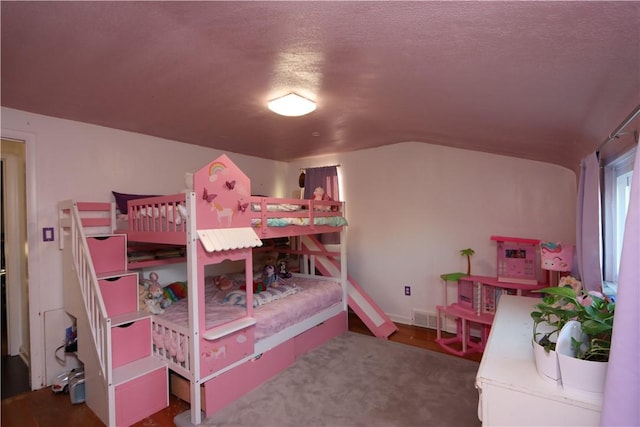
538 286 578 299
582 319 612 335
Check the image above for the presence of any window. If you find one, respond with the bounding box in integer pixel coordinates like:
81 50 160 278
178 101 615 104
602 146 635 285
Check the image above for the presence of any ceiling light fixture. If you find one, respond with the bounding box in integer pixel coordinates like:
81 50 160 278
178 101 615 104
268 93 316 117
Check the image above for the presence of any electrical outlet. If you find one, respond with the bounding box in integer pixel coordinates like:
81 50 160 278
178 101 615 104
404 285 411 296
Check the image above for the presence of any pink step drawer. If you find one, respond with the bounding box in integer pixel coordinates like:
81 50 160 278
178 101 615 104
87 235 126 274
112 318 151 369
99 274 138 317
115 366 168 427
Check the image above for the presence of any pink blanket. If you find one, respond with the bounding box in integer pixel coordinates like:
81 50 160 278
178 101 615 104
157 275 343 342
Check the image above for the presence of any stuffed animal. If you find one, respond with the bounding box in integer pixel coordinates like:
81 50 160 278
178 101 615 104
140 272 161 291
164 333 185 363
139 283 149 310
311 187 333 211
213 274 236 291
140 272 165 314
145 282 165 314
242 280 267 294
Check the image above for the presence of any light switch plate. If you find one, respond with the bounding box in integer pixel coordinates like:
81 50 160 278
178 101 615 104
43 227 54 242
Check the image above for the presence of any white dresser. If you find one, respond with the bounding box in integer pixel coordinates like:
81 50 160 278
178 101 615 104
475 295 603 426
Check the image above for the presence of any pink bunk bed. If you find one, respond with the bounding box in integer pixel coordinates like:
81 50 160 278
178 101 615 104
114 154 349 425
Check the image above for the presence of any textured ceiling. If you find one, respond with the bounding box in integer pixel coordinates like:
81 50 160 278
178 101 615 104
2 1 639 170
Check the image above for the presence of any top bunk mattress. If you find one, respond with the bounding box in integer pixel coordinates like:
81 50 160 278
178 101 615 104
156 274 343 342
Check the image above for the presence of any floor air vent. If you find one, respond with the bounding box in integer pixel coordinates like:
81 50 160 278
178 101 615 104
412 310 438 329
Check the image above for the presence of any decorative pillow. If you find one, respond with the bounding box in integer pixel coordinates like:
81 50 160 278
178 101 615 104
222 284 302 307
163 281 188 302
112 191 159 214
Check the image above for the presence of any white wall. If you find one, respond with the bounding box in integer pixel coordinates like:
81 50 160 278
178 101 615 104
1 107 286 387
289 142 577 324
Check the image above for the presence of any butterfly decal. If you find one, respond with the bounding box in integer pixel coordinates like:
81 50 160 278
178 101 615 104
202 188 217 203
225 180 236 190
237 200 249 213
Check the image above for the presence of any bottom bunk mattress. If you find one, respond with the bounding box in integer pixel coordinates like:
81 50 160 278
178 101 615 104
156 274 343 342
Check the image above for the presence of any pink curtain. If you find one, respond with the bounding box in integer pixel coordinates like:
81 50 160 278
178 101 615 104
601 147 640 425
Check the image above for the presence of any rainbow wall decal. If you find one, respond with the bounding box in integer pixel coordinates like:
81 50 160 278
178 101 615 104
208 161 226 181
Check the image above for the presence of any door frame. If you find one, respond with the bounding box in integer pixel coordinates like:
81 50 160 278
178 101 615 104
2 140 26 356
1 128 42 390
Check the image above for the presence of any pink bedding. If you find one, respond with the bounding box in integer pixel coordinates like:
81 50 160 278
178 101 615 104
157 275 343 342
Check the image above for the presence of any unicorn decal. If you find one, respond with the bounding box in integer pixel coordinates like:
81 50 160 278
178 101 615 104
213 202 234 226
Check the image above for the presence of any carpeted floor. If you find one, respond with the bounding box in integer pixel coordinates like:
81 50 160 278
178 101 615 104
176 331 482 427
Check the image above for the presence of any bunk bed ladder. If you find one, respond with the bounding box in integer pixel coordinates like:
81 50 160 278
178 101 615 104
58 201 112 382
58 200 168 426
300 235 398 339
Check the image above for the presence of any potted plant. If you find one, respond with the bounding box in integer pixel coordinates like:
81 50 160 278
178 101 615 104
530 276 581 383
530 276 615 391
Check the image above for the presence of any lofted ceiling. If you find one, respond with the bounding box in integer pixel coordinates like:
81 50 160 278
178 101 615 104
2 1 639 170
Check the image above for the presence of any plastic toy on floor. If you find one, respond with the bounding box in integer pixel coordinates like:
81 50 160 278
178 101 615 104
51 367 84 394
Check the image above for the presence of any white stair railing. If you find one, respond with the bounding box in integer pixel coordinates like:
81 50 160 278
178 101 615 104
59 200 111 384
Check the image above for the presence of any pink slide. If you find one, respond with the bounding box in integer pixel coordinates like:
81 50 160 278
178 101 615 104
300 235 398 339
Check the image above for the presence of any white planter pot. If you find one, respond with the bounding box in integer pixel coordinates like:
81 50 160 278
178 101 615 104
556 320 608 394
532 321 560 384
558 353 608 393
532 339 561 384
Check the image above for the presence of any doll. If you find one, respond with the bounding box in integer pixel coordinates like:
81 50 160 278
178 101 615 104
263 264 280 287
278 259 292 279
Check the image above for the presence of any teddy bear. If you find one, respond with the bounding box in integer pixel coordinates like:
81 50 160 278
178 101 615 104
139 281 149 310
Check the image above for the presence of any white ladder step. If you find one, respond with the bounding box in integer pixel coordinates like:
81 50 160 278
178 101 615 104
109 311 150 327
112 355 167 387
